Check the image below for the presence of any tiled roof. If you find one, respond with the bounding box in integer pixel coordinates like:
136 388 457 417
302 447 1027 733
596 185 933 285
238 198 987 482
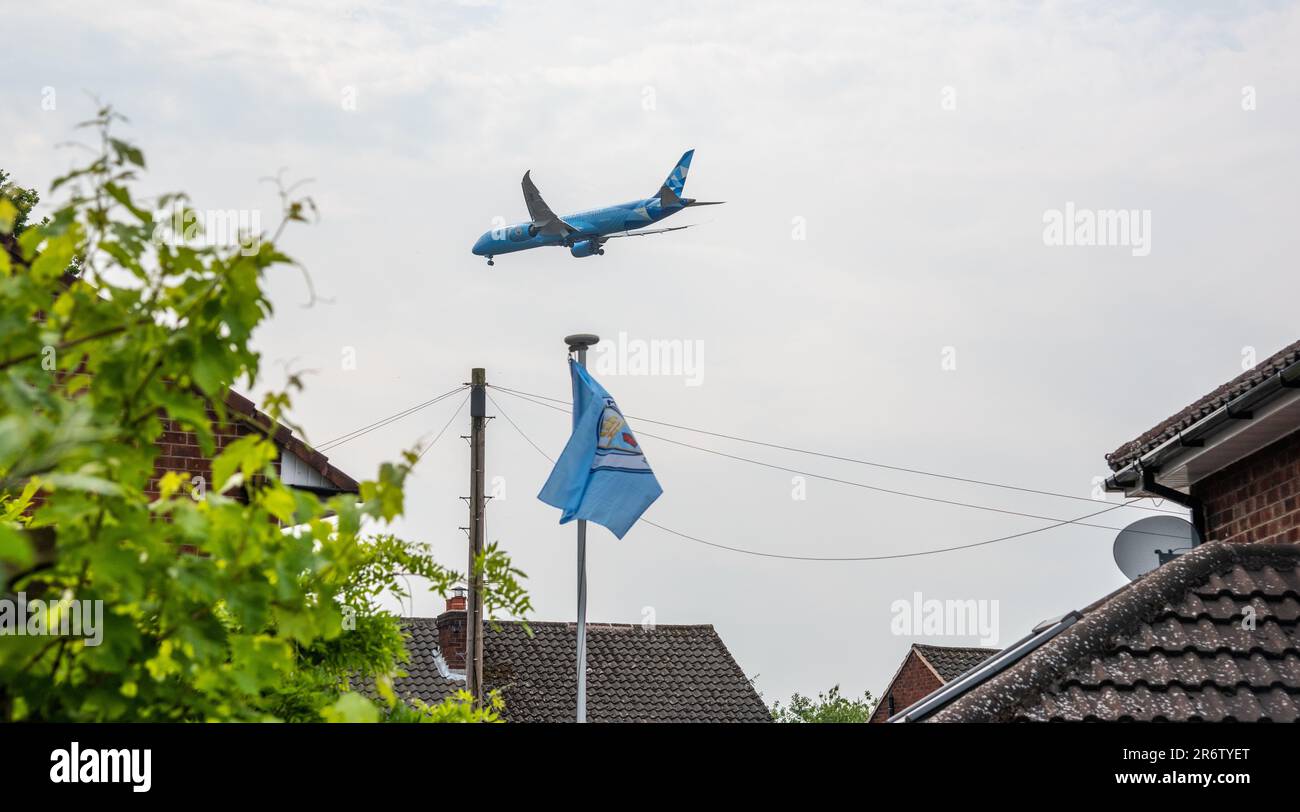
388 618 464 704
930 542 1300 722
1106 338 1300 472
393 619 771 723
913 644 999 682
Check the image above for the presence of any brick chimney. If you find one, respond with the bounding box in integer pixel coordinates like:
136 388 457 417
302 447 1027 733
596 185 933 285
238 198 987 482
436 587 468 671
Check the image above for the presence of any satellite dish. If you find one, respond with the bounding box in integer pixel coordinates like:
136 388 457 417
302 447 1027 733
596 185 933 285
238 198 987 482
1113 515 1200 581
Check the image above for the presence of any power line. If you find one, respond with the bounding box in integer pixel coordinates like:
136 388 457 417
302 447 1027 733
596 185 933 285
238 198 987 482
321 385 465 450
485 392 1176 561
488 385 1187 538
417 392 472 462
639 506 1133 562
488 383 1180 515
487 392 554 463
317 385 466 452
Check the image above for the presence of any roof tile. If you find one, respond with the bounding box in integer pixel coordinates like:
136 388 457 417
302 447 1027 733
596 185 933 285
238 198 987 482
930 542 1300 722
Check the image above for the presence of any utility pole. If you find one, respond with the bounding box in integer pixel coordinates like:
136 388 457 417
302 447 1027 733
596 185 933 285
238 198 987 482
465 367 487 703
564 333 600 723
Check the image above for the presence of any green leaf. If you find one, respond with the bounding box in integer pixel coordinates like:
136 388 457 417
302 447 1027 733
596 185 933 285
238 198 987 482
321 692 380 723
0 525 34 569
211 435 276 491
109 138 146 169
0 199 17 234
262 487 296 523
41 472 124 497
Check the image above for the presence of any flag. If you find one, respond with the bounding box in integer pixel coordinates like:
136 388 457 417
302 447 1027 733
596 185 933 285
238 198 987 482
538 360 662 538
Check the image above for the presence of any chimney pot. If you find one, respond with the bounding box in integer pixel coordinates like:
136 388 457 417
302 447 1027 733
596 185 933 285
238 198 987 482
447 586 467 612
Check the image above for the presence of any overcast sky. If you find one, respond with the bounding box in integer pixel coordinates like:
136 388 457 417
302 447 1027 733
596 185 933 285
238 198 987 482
6 0 1300 706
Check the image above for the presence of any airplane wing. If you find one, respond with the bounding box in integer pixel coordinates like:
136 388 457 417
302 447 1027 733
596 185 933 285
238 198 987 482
602 223 697 239
521 171 576 237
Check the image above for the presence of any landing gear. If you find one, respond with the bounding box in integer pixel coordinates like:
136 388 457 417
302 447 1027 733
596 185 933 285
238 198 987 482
486 255 494 266
597 248 605 256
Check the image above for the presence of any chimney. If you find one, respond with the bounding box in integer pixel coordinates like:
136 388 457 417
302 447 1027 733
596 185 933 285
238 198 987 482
436 587 468 671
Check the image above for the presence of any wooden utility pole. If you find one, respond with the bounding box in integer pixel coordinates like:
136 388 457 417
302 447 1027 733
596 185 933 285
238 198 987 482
465 368 487 702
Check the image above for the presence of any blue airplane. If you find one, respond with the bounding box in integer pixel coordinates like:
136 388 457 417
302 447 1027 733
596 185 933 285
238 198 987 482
471 149 722 265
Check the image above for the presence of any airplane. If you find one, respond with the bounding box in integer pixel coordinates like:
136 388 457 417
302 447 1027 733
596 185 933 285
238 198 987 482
471 149 722 265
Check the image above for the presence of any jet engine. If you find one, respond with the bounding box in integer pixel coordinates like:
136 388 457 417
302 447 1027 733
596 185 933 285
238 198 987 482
569 240 604 258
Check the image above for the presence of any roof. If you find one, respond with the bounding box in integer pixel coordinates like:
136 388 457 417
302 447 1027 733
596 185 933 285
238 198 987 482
1107 338 1300 472
928 542 1300 722
393 619 772 723
913 644 1000 682
222 389 359 494
387 618 464 703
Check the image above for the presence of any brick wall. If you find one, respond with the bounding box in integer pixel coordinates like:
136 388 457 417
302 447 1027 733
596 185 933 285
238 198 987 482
1195 428 1300 545
869 649 943 723
146 406 280 502
27 404 276 516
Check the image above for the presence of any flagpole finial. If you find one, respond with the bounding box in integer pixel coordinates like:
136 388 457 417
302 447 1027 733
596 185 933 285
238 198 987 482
564 333 600 353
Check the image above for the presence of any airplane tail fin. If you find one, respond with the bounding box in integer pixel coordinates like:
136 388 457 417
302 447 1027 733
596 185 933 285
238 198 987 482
656 149 694 206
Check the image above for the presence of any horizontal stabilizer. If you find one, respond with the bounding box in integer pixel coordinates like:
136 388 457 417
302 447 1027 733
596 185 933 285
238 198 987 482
604 223 697 239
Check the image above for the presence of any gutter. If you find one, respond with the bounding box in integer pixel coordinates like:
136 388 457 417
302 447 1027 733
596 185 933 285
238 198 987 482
1139 468 1206 539
889 610 1081 723
1105 356 1300 503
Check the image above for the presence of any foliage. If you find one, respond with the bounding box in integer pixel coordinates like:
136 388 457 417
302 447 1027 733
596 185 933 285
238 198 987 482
0 168 44 237
0 106 529 722
770 684 877 723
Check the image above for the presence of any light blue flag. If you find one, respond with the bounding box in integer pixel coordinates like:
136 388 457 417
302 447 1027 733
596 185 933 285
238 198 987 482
538 360 662 539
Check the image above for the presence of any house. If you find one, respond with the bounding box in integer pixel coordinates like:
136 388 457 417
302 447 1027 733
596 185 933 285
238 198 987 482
891 338 1300 722
25 386 359 525
148 389 359 502
869 644 997 722
1104 337 1300 544
16 262 361 507
389 594 771 722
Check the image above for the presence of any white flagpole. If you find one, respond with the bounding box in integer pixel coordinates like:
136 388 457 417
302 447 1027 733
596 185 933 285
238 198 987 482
565 333 600 724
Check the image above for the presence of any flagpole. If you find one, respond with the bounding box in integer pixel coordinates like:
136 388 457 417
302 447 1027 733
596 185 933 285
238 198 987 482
565 333 599 724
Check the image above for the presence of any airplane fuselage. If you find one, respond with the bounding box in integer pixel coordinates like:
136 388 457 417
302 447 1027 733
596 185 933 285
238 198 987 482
472 197 687 257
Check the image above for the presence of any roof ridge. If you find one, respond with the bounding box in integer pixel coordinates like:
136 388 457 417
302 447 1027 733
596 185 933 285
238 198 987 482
913 643 1000 654
1052 680 1300 695
400 618 718 629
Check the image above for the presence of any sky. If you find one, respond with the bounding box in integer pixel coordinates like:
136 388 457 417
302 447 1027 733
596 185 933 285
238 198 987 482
5 0 1300 707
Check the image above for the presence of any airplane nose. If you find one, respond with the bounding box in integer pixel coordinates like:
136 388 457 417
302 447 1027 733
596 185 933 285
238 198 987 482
471 233 489 255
